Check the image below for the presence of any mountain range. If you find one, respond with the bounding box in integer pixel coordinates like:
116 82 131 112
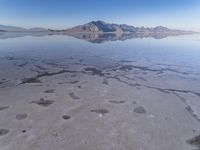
64 21 193 35
0 21 197 42
0 20 194 34
0 25 47 32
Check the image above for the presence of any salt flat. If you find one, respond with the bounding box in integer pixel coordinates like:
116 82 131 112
0 34 200 150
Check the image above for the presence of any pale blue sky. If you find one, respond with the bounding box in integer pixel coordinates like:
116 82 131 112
0 0 200 30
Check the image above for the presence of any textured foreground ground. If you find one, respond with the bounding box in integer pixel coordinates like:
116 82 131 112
0 54 200 150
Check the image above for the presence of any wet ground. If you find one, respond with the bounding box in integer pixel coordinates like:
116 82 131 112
0 33 200 150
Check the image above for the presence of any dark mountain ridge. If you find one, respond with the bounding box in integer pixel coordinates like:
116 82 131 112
0 25 47 32
0 21 195 34
64 20 193 34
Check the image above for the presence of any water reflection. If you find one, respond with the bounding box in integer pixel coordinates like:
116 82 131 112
65 32 185 43
0 31 189 43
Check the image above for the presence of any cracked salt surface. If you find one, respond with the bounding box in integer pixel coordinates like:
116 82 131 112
0 34 200 150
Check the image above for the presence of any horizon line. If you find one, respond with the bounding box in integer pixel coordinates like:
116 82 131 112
0 21 198 31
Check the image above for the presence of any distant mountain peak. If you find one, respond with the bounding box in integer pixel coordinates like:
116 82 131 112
0 21 195 35
65 20 184 33
154 26 169 30
90 20 107 24
0 24 47 32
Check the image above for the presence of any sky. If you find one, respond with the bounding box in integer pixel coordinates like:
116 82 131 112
0 0 200 31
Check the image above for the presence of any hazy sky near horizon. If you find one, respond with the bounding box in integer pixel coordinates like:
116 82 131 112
0 0 200 30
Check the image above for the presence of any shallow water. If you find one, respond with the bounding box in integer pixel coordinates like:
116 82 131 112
1 33 200 67
1 33 200 80
1 34 200 102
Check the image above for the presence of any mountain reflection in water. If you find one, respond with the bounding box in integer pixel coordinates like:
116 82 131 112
0 31 187 43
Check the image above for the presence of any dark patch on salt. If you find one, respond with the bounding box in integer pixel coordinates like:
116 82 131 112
91 109 109 116
35 65 46 71
84 67 104 76
77 85 82 89
0 129 9 136
18 63 27 68
71 74 77 77
109 100 125 104
62 115 71 120
102 78 109 85
70 81 79 84
20 70 72 85
119 65 133 71
120 60 135 63
69 92 80 100
44 89 56 93
134 106 146 114
187 135 200 149
22 130 26 133
21 77 41 84
30 98 54 107
132 101 137 104
0 106 9 111
16 113 28 120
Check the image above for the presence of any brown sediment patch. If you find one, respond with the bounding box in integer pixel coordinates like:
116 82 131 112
109 100 125 104
16 113 28 120
91 109 109 116
44 89 56 93
187 135 200 149
0 129 9 136
0 106 9 111
69 92 80 100
134 106 147 114
84 67 104 76
30 98 54 107
62 115 71 120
